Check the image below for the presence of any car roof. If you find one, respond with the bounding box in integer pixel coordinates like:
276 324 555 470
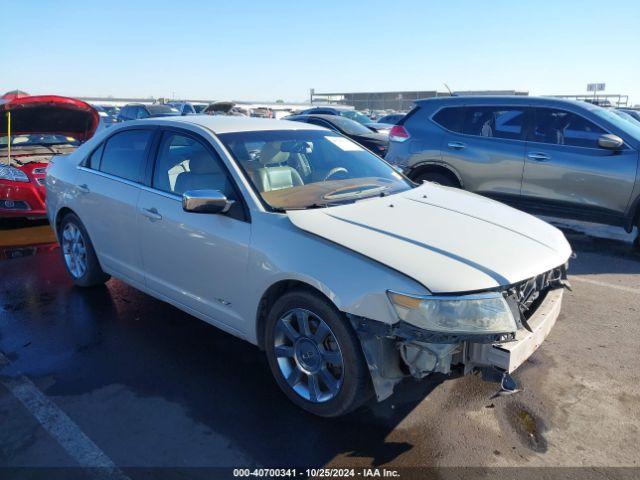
291 114 341 122
415 95 599 110
139 115 326 134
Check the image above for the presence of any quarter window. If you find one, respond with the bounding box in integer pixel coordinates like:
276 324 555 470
100 129 152 182
533 108 606 148
462 107 525 140
152 132 236 200
86 143 104 169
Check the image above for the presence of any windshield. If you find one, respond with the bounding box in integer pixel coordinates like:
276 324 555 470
340 110 374 125
218 130 411 210
0 134 80 148
325 116 374 136
591 106 640 139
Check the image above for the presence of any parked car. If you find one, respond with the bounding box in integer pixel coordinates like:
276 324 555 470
166 102 197 116
99 105 120 117
385 96 640 248
611 109 640 127
0 95 99 218
203 101 247 116
91 104 117 128
47 115 571 416
286 114 389 157
300 107 379 130
116 103 181 122
377 113 404 125
618 108 640 122
193 103 208 114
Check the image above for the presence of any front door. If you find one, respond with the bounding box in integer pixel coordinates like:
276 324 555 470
137 129 251 331
522 107 637 220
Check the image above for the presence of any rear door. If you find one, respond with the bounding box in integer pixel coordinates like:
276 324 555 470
438 105 527 198
522 107 637 221
75 127 156 286
136 128 251 331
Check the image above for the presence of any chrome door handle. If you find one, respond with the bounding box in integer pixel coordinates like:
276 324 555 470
77 184 90 194
141 207 162 221
447 141 466 150
527 152 551 161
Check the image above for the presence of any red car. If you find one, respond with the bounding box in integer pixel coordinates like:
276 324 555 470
0 95 99 218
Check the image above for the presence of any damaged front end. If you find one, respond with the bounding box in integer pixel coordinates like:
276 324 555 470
350 264 570 401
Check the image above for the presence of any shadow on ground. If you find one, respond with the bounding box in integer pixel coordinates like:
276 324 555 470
0 246 442 467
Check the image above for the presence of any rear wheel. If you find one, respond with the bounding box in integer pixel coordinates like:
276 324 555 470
264 290 372 417
414 171 459 187
59 213 110 287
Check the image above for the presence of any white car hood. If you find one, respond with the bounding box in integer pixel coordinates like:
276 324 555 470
287 183 572 293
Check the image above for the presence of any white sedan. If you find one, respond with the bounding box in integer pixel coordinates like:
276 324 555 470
46 116 572 417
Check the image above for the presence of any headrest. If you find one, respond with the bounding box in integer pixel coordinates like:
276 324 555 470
259 142 289 165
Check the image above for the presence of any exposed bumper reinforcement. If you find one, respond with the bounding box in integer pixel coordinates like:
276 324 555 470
467 288 564 372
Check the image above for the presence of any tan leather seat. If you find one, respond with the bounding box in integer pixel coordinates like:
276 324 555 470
175 150 228 195
255 142 304 192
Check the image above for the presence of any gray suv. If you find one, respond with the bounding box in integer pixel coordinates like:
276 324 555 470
385 96 640 246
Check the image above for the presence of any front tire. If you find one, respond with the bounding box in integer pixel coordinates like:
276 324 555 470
264 290 372 417
58 213 110 287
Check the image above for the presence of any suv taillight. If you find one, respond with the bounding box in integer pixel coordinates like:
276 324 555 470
389 125 410 142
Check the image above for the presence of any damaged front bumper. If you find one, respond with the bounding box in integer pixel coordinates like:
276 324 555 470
350 286 565 402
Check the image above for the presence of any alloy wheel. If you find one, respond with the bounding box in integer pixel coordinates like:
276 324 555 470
62 223 87 278
274 308 344 403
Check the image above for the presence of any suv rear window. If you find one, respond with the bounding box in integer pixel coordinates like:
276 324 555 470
433 107 463 132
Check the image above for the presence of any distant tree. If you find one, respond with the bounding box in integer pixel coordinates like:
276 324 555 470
275 99 284 103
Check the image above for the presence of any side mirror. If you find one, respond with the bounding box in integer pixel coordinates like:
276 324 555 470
182 190 234 214
598 134 624 150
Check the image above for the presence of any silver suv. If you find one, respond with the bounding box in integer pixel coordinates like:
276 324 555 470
385 96 640 247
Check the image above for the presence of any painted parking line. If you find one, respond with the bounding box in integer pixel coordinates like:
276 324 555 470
570 275 639 294
0 354 130 480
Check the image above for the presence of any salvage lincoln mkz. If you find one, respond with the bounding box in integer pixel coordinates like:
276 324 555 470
46 116 572 417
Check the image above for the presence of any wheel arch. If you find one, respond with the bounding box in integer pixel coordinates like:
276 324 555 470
255 279 340 350
408 161 463 187
626 194 640 232
54 207 77 238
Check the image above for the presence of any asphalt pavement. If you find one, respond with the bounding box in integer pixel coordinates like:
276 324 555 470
0 217 638 479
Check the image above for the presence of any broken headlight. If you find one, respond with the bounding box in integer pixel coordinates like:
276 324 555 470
387 291 517 334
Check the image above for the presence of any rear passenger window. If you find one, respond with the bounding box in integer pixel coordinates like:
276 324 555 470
100 130 152 182
433 107 463 132
463 107 525 140
533 108 606 148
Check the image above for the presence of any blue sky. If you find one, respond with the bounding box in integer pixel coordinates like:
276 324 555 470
1 0 639 103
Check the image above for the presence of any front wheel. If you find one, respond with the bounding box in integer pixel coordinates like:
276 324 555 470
59 213 110 287
264 290 372 417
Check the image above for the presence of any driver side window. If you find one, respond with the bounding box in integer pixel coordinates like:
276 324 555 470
152 132 236 202
533 108 606 148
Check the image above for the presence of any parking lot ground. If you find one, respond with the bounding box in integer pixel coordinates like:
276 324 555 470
0 218 639 478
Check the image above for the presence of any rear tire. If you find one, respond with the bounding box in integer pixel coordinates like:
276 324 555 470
264 289 372 417
414 171 458 187
58 213 110 287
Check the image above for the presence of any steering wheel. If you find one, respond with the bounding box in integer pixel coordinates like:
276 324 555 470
324 167 349 181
